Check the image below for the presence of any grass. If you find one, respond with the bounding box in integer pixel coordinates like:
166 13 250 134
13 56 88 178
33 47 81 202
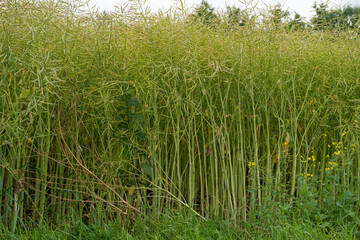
0 0 359 238
0 209 359 239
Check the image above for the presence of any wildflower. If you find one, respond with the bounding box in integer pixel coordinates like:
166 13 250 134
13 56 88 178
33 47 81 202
248 162 256 167
334 150 341 155
342 132 347 136
28 138 33 144
326 155 330 158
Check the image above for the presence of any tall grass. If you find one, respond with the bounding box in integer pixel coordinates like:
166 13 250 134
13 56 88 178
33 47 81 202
0 0 359 231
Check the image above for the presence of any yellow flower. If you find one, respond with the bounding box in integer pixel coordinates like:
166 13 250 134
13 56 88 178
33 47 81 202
334 150 341 155
248 162 256 167
28 138 33 144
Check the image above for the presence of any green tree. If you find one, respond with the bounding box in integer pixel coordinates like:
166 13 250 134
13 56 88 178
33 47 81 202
288 12 307 31
225 6 248 27
312 3 360 30
189 0 218 25
341 5 360 29
269 4 290 25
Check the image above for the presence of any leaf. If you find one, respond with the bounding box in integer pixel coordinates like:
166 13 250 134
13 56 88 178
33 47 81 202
135 131 146 139
140 163 153 179
128 185 136 196
117 122 128 130
129 113 144 126
127 97 139 107
116 106 128 114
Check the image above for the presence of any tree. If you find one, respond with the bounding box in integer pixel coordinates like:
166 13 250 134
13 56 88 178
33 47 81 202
288 13 307 31
341 5 360 29
189 0 218 26
225 6 248 27
312 2 360 31
269 4 290 25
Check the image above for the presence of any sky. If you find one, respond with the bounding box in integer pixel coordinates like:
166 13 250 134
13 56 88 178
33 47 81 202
87 0 360 20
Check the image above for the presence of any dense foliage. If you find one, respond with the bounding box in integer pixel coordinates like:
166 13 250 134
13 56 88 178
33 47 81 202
0 0 359 236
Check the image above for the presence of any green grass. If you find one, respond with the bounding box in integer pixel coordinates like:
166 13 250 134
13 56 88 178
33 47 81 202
0 0 359 236
0 210 359 239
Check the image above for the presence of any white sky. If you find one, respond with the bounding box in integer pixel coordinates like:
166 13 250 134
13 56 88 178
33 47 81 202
88 0 360 20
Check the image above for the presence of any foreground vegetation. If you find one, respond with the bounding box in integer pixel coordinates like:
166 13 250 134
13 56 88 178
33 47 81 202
1 210 360 239
0 0 359 237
